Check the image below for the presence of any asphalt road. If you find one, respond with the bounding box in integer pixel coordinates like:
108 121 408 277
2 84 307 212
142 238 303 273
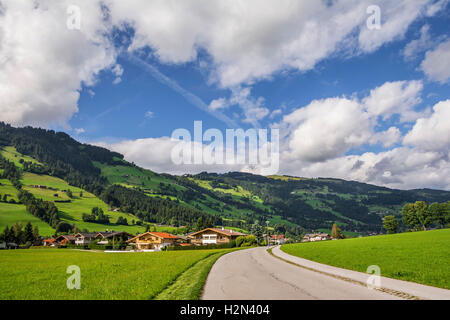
202 247 401 300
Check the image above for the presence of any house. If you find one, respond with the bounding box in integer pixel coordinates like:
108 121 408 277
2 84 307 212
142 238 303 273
43 238 57 246
126 232 179 250
301 233 330 242
95 231 133 245
270 234 286 245
74 233 98 246
54 235 76 246
188 227 246 246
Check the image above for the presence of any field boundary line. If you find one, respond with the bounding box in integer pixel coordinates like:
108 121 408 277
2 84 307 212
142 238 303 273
267 247 423 300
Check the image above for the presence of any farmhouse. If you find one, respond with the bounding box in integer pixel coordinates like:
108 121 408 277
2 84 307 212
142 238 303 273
126 232 179 250
301 233 330 242
43 238 57 246
270 234 286 245
188 227 246 245
74 232 98 245
96 231 133 245
54 234 76 245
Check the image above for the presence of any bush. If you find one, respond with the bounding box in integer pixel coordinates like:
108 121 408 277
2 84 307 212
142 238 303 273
166 242 237 251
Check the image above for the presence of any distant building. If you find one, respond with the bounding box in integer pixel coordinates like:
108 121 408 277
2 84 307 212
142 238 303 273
188 227 246 245
54 235 76 245
95 231 133 245
270 234 286 245
74 233 98 246
126 232 179 250
301 233 330 242
43 238 57 246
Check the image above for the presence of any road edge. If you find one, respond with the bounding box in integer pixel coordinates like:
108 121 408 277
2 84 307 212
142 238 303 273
270 246 450 300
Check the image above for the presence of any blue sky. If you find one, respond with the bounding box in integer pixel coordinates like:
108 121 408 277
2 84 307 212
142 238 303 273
70 7 449 145
1 0 449 189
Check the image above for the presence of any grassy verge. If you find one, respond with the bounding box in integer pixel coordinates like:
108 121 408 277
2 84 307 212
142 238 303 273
154 248 242 300
281 229 450 289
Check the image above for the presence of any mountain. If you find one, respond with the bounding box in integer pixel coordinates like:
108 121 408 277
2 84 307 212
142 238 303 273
0 122 449 238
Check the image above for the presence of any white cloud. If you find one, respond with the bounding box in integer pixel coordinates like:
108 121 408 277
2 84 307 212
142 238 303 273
112 64 124 84
0 0 443 129
425 0 449 16
280 147 450 190
403 100 450 151
0 0 117 128
101 136 252 175
402 24 436 61
106 0 438 88
145 111 154 119
228 87 269 126
421 39 450 83
358 0 433 53
370 127 402 147
208 98 228 111
363 80 424 122
74 128 86 135
282 97 372 162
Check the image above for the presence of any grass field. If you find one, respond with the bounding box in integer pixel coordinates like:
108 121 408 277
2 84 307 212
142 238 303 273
0 146 42 168
0 248 234 299
19 172 147 234
0 203 55 236
0 178 20 202
281 229 450 289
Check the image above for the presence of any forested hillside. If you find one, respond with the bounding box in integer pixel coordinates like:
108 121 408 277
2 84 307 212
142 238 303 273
1 122 449 238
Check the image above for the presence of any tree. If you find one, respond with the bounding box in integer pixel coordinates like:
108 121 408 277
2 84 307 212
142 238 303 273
116 216 128 225
251 222 264 245
383 215 398 234
66 189 73 198
429 202 449 228
402 201 433 231
331 223 344 239
24 222 34 243
56 221 72 233
32 225 41 244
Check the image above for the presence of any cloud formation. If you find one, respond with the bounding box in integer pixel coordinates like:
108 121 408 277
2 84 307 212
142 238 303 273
0 0 116 128
421 39 450 83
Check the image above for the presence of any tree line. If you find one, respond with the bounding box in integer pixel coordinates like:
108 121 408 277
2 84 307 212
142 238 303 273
0 222 41 246
383 201 449 233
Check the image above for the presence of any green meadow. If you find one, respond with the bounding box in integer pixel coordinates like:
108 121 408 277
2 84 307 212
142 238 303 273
281 229 450 289
0 203 55 236
0 248 234 300
18 172 146 234
0 178 20 202
0 146 42 168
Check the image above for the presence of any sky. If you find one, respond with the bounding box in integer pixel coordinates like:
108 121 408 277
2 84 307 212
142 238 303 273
0 0 449 190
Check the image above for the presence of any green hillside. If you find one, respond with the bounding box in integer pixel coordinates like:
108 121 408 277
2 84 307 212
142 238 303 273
0 122 449 239
281 229 450 289
0 203 55 236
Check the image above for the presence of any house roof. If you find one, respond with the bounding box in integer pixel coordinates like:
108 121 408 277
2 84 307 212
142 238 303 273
97 231 133 239
304 233 329 238
74 232 98 238
149 232 179 239
55 235 76 241
271 235 285 239
189 227 246 237
43 238 56 243
126 231 179 243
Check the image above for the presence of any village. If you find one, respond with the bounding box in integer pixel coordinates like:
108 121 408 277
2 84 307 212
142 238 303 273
38 227 334 252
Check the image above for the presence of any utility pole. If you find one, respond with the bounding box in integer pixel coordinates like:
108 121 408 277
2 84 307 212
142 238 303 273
266 220 270 247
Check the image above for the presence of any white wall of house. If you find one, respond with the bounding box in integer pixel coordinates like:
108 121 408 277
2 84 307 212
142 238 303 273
202 234 217 244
